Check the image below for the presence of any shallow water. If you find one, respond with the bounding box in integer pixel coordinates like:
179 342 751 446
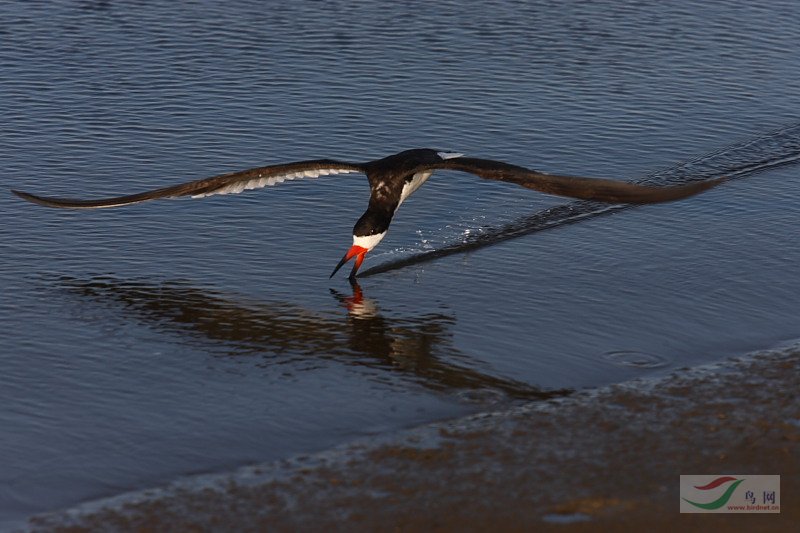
2 0 800 527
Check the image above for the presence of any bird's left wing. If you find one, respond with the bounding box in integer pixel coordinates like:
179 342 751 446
11 159 364 209
430 157 724 204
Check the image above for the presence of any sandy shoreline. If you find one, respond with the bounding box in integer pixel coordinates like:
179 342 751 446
25 342 799 532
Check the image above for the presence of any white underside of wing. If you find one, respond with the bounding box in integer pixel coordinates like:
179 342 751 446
398 170 433 207
191 167 360 198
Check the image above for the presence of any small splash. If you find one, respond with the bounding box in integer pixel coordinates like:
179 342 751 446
602 350 669 369
414 229 436 250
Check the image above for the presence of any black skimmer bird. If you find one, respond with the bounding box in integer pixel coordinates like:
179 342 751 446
12 148 723 279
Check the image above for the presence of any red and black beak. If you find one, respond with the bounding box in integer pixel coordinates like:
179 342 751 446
330 245 368 279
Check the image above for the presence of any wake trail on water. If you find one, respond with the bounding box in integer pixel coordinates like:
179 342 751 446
360 122 800 278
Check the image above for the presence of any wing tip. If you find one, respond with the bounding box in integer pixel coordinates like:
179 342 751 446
11 189 47 206
11 189 90 209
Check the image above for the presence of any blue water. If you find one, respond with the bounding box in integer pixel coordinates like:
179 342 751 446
2 0 800 527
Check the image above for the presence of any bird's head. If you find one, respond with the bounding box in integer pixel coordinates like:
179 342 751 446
330 208 390 280
329 231 387 280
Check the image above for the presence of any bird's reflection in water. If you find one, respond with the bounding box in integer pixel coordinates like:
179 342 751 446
60 276 569 401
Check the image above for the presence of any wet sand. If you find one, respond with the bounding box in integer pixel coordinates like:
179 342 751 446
27 343 799 532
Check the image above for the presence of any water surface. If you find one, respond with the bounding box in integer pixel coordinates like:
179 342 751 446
2 0 800 527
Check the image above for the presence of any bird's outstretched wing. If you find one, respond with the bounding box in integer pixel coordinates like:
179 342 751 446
431 157 724 204
11 160 364 209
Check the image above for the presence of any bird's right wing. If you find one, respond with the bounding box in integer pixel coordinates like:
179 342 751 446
431 157 724 204
12 159 365 209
